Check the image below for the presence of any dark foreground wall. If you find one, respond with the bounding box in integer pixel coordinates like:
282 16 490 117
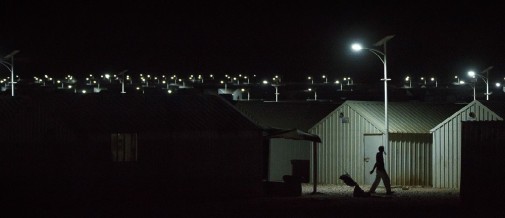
461 121 505 208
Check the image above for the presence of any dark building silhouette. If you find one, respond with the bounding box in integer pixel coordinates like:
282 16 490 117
1 93 267 212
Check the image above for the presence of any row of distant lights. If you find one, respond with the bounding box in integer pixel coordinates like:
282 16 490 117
307 75 353 85
405 75 505 87
33 73 260 84
458 72 505 87
405 76 438 82
0 75 20 84
27 72 505 86
75 86 174 94
31 73 352 85
458 80 504 88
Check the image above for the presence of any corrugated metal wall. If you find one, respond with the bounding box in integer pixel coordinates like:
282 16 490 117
310 104 434 187
432 102 503 188
389 134 432 186
310 105 382 185
269 138 311 181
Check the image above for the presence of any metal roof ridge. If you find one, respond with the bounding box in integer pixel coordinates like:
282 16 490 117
429 100 478 132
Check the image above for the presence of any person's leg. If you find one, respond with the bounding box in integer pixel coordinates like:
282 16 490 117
368 174 381 193
381 171 392 193
376 170 392 193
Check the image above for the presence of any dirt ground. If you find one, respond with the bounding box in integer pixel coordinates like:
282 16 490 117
187 184 464 218
11 184 503 217
144 184 501 217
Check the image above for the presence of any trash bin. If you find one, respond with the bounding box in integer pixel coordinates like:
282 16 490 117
290 159 310 183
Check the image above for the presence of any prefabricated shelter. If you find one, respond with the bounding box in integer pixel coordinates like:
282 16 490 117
235 101 340 182
309 100 465 187
430 100 504 188
1 93 267 202
460 121 505 207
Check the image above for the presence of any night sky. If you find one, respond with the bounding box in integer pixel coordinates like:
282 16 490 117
2 1 504 85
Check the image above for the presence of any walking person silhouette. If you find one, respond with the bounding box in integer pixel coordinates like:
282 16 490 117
369 145 394 195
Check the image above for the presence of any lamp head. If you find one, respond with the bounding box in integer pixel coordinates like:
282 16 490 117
4 50 20 59
351 43 363 51
468 71 476 77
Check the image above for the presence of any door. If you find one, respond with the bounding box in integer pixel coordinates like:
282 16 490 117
364 134 383 185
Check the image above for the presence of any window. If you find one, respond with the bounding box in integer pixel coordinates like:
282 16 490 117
111 133 138 162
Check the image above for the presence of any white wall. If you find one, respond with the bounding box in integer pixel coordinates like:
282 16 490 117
311 103 435 187
269 138 311 181
310 105 382 185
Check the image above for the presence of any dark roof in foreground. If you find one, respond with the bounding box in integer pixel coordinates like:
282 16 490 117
0 93 263 133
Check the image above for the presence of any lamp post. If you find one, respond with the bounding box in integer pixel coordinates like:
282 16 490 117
1 50 20 97
172 75 177 85
272 76 280 102
347 77 353 85
308 88 317 100
241 88 250 101
220 80 227 92
468 66 493 100
273 85 279 102
335 80 342 90
104 74 111 83
352 35 394 148
57 80 64 89
118 70 128 94
431 77 437 87
405 76 412 88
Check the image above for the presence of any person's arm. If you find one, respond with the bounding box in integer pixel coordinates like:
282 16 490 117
370 163 377 174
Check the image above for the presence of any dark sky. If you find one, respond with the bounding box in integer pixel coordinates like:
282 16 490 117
2 1 504 85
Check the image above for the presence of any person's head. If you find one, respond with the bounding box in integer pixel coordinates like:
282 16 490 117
378 146 384 152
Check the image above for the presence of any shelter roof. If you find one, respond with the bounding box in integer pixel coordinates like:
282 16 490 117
333 100 465 134
235 101 341 132
0 93 263 134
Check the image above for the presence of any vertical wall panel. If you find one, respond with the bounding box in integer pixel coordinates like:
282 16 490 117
385 134 431 187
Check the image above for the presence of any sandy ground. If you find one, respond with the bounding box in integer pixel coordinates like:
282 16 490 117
158 184 501 218
15 184 503 217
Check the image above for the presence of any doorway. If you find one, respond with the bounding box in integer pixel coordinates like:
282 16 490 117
364 134 383 185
